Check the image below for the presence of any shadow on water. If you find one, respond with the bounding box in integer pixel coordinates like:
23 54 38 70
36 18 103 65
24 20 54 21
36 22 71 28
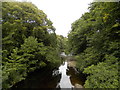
11 61 86 89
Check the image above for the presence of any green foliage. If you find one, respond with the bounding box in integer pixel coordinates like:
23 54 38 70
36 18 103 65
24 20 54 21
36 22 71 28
57 35 68 54
84 61 118 88
68 2 120 88
20 36 48 72
2 48 27 88
45 46 61 67
2 2 61 89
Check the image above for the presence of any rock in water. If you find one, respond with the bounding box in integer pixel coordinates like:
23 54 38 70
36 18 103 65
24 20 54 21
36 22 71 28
74 84 83 88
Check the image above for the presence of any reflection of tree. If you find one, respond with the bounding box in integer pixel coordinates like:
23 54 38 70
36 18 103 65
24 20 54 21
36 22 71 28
47 73 62 88
31 70 62 88
12 67 62 88
37 67 62 88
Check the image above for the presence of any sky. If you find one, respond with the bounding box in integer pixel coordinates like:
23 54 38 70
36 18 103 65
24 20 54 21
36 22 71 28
17 0 94 37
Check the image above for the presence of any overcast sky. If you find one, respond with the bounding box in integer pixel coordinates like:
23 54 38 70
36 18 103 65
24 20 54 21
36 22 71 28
17 0 94 37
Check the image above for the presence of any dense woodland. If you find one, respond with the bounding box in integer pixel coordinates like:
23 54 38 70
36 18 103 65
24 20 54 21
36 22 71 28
68 2 120 88
2 2 63 88
1 1 120 89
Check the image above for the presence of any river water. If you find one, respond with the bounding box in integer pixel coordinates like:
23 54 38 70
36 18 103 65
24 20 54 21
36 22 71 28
12 61 86 89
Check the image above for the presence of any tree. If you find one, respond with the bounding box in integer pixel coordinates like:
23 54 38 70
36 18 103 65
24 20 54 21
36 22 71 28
2 1 61 89
68 2 120 88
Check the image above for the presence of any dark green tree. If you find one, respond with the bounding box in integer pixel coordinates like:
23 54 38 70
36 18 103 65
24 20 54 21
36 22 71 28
2 1 61 89
68 2 120 88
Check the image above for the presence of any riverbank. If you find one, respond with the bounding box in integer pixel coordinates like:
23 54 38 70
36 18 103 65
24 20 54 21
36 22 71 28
66 56 85 88
67 61 76 67
66 56 77 68
11 59 86 89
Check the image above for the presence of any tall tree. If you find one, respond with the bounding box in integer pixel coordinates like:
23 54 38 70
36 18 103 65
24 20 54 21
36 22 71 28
2 2 60 89
68 2 120 88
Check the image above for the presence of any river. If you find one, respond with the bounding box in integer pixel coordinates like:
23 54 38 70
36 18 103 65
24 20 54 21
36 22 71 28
11 60 86 89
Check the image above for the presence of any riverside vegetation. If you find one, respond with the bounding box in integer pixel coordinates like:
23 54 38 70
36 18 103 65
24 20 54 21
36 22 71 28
2 1 120 89
68 2 120 88
2 2 63 89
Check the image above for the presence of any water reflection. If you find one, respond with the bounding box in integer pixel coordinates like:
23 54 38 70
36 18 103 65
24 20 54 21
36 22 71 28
12 67 61 88
11 61 85 89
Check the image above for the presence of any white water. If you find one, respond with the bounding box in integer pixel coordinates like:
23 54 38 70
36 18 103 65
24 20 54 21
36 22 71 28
57 62 74 88
60 52 67 57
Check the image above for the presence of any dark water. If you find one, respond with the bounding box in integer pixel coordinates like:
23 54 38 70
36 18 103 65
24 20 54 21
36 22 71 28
12 61 86 89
